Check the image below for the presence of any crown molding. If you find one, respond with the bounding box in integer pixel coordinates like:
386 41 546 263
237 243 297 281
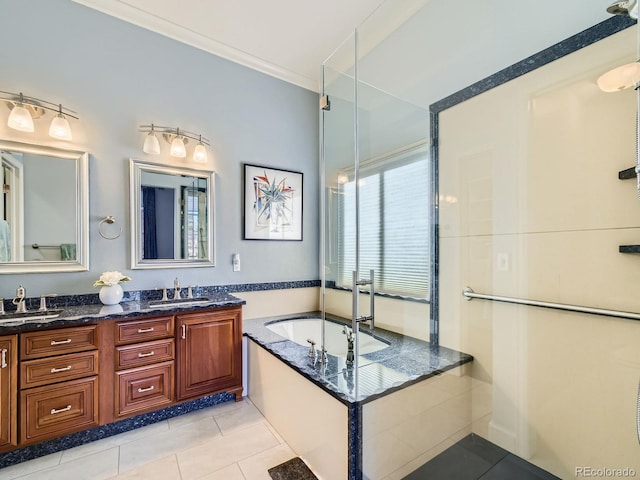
71 0 320 92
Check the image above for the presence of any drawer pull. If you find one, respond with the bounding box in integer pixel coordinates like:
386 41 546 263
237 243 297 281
137 351 155 358
137 327 155 333
181 324 186 339
50 365 72 373
50 405 72 415
137 385 155 393
1 348 7 368
50 339 72 346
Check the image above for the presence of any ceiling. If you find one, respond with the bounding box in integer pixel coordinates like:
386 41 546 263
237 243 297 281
71 0 387 92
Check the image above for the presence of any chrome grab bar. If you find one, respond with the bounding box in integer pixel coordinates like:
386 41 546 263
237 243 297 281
463 287 640 321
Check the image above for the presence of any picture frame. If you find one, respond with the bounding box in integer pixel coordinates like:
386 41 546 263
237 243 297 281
243 163 303 241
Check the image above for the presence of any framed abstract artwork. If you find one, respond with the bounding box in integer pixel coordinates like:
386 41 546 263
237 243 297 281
243 164 303 241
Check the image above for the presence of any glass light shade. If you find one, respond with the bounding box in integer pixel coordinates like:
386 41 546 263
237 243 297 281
193 143 207 163
170 136 187 157
49 114 72 140
629 0 639 18
143 132 161 155
7 104 34 132
597 62 640 92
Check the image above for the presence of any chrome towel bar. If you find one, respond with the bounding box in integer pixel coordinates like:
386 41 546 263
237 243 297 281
463 287 640 321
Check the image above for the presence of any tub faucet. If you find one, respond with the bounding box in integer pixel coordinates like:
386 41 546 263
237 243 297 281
173 277 181 300
12 285 27 313
343 325 355 367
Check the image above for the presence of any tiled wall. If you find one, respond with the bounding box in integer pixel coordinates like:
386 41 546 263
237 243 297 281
438 26 640 478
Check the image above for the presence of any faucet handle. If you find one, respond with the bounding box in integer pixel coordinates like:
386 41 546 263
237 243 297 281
0 298 4 315
187 285 197 299
306 338 316 358
155 287 168 301
39 294 58 312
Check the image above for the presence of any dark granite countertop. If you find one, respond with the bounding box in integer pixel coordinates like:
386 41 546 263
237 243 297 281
243 312 473 406
0 292 245 333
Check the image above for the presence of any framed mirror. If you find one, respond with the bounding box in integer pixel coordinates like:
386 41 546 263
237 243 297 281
129 159 215 269
0 140 89 273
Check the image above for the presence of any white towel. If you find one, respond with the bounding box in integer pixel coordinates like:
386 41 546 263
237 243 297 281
0 220 10 262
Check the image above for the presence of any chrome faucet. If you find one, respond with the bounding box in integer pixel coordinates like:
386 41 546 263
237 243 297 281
12 285 27 313
173 277 181 300
343 325 355 367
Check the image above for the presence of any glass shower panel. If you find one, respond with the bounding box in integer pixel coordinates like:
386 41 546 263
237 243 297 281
321 31 358 379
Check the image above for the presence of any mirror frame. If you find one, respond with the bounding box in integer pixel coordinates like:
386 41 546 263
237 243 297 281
129 159 216 269
0 140 89 274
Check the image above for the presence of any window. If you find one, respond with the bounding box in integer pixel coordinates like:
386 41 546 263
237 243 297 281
337 148 429 299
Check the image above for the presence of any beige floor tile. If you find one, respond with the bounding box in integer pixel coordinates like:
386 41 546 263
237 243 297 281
119 416 221 472
0 452 62 480
167 407 216 430
238 443 297 480
213 399 266 434
197 463 246 480
108 454 181 480
108 420 171 446
263 421 286 444
177 422 279 480
60 436 122 464
15 447 119 480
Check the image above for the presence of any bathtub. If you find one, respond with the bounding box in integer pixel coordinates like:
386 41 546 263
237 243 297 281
265 317 389 356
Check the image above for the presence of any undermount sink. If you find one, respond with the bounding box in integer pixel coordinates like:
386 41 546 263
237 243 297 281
0 309 63 325
148 298 211 308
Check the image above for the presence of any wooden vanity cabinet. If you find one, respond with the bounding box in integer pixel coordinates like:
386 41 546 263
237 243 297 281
19 326 99 445
0 334 17 451
175 306 242 401
114 316 175 418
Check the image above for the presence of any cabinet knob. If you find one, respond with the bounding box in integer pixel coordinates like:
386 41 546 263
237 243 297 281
181 324 186 339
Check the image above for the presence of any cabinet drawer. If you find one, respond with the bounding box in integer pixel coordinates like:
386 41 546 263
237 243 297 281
115 317 174 345
21 351 99 389
21 326 97 360
115 361 174 417
116 339 174 370
20 376 98 444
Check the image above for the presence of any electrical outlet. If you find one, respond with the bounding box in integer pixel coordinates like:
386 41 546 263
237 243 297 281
497 253 510 272
232 253 240 272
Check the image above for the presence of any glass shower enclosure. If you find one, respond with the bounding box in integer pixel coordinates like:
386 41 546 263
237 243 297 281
320 0 640 478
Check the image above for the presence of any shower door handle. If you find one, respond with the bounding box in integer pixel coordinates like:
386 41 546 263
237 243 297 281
352 270 375 330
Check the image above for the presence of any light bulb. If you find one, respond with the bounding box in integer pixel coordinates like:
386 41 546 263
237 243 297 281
193 135 207 163
143 131 161 155
7 103 34 132
170 134 187 158
49 114 72 140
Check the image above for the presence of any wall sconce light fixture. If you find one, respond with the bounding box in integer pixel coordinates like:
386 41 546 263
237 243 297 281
0 91 77 140
139 124 210 163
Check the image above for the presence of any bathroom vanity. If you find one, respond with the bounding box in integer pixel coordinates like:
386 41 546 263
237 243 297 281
0 298 243 460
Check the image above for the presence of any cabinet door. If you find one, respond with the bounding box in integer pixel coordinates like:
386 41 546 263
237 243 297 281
0 335 17 451
176 308 242 401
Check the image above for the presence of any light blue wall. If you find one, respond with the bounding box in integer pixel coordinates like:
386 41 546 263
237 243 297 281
0 0 319 297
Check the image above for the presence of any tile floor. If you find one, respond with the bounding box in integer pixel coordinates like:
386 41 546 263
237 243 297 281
0 398 298 480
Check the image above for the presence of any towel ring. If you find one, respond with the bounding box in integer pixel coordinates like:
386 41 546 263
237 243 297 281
98 215 122 240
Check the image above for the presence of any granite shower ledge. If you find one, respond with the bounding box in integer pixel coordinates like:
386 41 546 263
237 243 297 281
0 292 245 333
243 312 473 406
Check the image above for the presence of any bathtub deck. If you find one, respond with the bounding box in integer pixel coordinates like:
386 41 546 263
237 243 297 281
243 312 473 405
